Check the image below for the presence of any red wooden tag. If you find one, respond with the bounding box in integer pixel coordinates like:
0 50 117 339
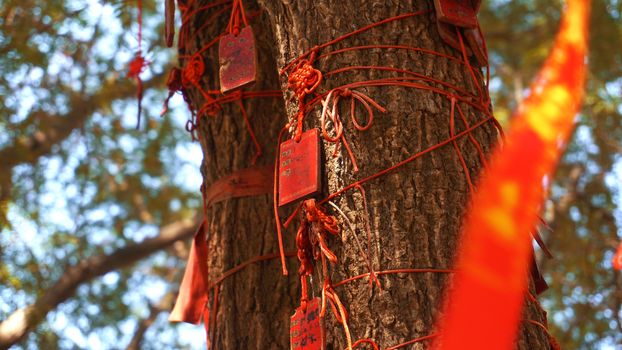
278 129 322 207
290 298 325 350
433 0 478 28
219 26 257 93
464 28 488 67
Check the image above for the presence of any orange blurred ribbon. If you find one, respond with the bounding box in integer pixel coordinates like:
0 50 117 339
434 1 590 349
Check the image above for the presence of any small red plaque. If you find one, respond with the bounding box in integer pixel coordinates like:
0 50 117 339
219 26 257 93
434 0 478 28
278 129 321 207
290 298 324 350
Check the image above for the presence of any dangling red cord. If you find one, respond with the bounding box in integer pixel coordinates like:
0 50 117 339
127 0 149 130
287 53 322 141
227 0 249 36
613 241 622 270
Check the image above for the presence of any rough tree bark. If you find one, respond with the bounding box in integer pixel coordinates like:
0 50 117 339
185 0 550 348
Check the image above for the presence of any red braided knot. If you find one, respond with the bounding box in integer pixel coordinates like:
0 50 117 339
287 60 323 141
295 199 340 309
303 199 340 263
127 54 148 79
295 201 351 349
182 53 205 87
288 60 322 97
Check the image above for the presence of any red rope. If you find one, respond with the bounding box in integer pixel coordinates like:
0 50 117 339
168 5 560 350
202 254 555 349
385 334 439 350
227 0 249 35
235 96 262 164
287 58 323 141
127 0 148 129
351 339 378 350
449 97 476 193
279 11 431 75
319 88 386 172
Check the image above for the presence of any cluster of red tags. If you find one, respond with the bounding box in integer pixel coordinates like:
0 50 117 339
140 0 595 349
278 1 489 349
131 0 259 129
160 0 544 349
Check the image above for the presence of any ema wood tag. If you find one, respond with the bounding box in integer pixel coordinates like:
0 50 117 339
278 129 321 207
290 298 324 350
433 0 478 28
219 26 257 93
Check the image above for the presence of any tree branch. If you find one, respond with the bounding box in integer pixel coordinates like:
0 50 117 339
0 218 198 349
0 72 166 170
0 70 167 228
125 290 177 350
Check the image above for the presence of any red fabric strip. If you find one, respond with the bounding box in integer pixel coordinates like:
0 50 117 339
169 165 273 324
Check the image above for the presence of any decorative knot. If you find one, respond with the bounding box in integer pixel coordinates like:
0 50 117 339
199 101 222 118
302 199 340 264
182 54 205 87
303 199 340 237
288 60 322 99
127 53 148 79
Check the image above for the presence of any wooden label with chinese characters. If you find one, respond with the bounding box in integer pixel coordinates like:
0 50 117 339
290 298 324 350
433 0 478 28
219 26 257 93
278 129 322 207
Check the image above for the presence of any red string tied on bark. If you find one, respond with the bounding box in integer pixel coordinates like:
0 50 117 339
227 0 249 36
303 199 340 264
321 278 353 350
182 53 205 88
295 199 341 313
288 60 322 98
295 218 313 312
295 199 340 276
198 100 223 118
320 88 386 172
351 339 379 350
182 53 222 118
287 59 322 141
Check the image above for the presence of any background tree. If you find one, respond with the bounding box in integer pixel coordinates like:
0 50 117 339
0 0 620 349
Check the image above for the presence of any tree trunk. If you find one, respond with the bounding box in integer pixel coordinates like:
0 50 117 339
182 0 550 348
